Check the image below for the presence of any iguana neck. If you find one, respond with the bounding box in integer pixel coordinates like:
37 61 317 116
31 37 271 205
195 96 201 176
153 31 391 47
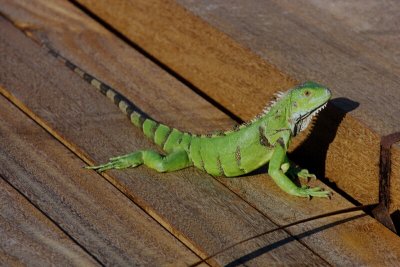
257 95 293 137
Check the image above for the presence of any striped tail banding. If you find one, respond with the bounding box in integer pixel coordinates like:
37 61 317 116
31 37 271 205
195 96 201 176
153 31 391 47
47 48 178 149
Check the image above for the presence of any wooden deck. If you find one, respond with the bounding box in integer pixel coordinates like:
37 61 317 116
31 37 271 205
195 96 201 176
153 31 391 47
1 0 399 266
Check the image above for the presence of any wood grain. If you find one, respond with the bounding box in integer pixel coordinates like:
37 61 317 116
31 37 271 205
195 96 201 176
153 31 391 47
0 92 201 265
74 0 400 211
0 12 327 266
391 143 400 215
0 177 99 266
1 1 400 265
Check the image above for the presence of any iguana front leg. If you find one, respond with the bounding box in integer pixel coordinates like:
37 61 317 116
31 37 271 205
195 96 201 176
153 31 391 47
268 142 330 198
87 149 192 172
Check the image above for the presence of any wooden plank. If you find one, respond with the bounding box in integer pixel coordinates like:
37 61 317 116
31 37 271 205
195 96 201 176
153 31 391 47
391 143 400 218
283 0 400 74
1 2 400 266
0 178 99 266
72 0 400 209
0 88 199 264
0 12 327 266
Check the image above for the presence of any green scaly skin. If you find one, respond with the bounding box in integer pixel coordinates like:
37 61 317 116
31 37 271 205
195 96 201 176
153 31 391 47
51 49 331 198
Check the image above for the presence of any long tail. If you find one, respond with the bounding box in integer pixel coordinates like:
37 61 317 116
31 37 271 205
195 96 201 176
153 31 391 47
47 48 177 148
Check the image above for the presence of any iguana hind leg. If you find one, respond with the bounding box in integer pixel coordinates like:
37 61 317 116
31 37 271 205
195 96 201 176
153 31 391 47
87 149 192 173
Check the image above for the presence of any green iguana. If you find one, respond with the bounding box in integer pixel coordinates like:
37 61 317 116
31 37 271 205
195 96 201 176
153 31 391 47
50 50 331 198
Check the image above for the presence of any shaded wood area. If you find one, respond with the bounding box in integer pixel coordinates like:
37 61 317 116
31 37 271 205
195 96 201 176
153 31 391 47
1 0 400 265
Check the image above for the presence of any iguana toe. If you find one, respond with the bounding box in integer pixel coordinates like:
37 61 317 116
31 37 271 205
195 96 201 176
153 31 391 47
86 152 142 172
297 169 317 182
294 186 331 198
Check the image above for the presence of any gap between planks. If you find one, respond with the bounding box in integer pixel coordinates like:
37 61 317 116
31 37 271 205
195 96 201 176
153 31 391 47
0 172 103 265
69 0 243 124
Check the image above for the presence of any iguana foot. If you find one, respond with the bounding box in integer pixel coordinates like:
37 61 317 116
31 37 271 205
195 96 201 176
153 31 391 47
285 166 316 182
86 149 192 173
294 186 331 198
297 169 316 182
86 152 141 172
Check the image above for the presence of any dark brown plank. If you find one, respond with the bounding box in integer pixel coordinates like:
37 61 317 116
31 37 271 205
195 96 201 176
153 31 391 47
0 12 327 266
392 143 400 214
72 0 400 209
0 177 99 266
2 1 400 265
0 85 199 264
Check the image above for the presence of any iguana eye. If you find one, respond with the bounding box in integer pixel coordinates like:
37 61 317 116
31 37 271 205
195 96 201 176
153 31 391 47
304 90 311 97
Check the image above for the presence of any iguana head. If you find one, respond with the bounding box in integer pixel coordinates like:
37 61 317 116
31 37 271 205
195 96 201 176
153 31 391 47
287 81 331 135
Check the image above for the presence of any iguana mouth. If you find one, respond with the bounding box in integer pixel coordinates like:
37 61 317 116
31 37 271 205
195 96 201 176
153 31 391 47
294 102 327 135
309 102 327 118
299 102 327 121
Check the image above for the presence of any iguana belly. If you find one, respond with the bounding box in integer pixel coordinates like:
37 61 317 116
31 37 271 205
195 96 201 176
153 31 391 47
189 131 273 177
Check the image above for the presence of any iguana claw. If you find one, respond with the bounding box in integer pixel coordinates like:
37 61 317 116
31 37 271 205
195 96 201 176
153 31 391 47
297 169 317 182
86 152 142 172
295 186 331 198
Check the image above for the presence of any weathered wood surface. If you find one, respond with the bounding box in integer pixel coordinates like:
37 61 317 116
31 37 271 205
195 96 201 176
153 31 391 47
1 1 400 265
0 83 200 265
0 177 99 266
0 12 327 267
72 0 400 211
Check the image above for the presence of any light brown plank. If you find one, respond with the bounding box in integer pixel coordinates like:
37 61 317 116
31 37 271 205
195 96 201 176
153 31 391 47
0 177 99 266
0 11 327 266
72 0 400 209
0 84 199 264
1 2 400 265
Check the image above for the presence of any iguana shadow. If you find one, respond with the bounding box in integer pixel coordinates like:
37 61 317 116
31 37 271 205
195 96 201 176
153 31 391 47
289 97 359 197
224 213 366 266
